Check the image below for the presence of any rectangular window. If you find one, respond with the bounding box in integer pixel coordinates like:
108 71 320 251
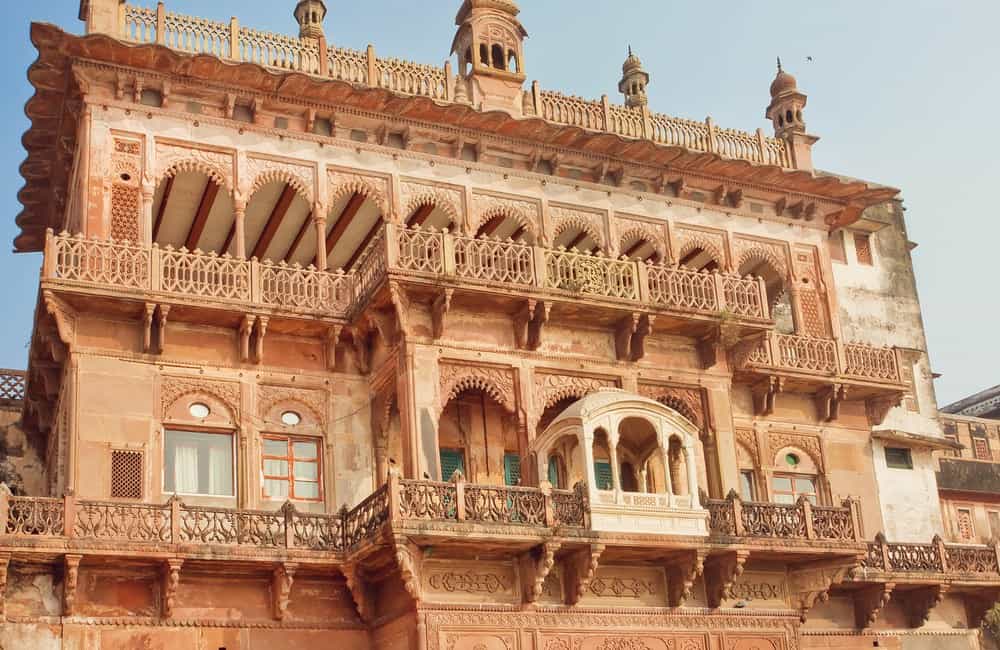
594 461 613 491
164 430 234 497
771 474 818 505
973 436 991 461
989 511 1000 540
439 449 466 481
504 453 522 487
854 233 873 265
111 449 144 500
957 508 975 541
828 231 847 264
885 447 914 470
739 470 757 501
261 436 321 501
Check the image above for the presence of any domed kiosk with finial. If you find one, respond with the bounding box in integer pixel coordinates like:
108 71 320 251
619 46 650 109
451 0 529 114
294 0 327 40
765 57 819 170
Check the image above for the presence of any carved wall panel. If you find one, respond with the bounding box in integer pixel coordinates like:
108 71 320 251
538 566 565 605
735 429 760 468
578 566 668 608
109 136 142 242
246 156 315 203
422 559 519 605
160 375 241 424
154 141 234 190
442 632 519 650
258 384 328 428
399 180 464 225
791 245 830 338
328 167 391 215
726 572 787 608
439 361 517 414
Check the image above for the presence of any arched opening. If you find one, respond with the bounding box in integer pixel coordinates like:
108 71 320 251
554 224 601 254
546 434 581 489
438 388 520 485
323 190 385 271
152 171 234 254
738 255 793 334
620 233 661 264
771 446 823 505
507 50 519 73
617 416 663 494
479 43 489 67
464 47 473 76
244 181 312 263
475 213 535 244
405 201 455 231
678 246 721 272
591 428 613 490
736 442 758 501
491 44 505 71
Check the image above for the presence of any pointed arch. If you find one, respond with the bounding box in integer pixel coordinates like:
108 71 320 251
619 224 666 261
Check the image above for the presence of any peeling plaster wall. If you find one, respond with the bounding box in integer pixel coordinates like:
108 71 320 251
0 403 46 496
831 200 944 541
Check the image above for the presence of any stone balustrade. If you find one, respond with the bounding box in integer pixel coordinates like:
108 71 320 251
0 369 26 402
861 533 1000 576
118 2 793 169
741 331 903 384
705 491 864 543
43 227 771 326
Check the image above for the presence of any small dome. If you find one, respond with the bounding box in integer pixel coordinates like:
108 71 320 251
770 69 798 98
623 48 643 73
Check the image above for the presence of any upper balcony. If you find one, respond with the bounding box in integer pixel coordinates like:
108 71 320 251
42 225 772 360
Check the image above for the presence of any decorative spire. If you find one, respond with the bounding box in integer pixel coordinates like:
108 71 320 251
619 46 649 109
777 56 783 73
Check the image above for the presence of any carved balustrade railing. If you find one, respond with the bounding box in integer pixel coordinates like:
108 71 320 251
119 4 795 168
861 534 1000 576
0 370 26 402
74 500 171 542
259 261 351 316
544 248 639 301
3 496 66 537
739 331 903 383
158 246 251 301
342 484 390 549
705 492 863 542
50 232 150 289
454 235 535 286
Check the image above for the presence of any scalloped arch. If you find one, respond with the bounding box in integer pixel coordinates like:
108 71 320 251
445 375 515 413
619 224 666 259
163 388 237 422
737 246 787 279
329 179 390 218
404 189 461 227
260 395 325 428
248 168 313 204
160 160 234 193
678 236 723 267
553 216 605 250
652 395 701 431
475 204 536 239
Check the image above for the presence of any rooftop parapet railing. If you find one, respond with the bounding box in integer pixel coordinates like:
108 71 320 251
118 3 793 168
0 370 27 403
705 491 864 543
740 331 903 384
860 533 1000 576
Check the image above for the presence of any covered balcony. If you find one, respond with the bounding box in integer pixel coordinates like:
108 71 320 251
532 390 708 536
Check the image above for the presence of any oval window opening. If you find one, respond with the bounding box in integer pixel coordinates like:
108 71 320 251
189 403 211 419
785 453 800 467
281 411 302 426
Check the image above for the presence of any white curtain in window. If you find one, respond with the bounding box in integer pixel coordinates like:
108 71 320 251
174 445 199 494
208 446 229 496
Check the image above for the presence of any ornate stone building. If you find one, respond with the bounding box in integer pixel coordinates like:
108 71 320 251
0 1 995 648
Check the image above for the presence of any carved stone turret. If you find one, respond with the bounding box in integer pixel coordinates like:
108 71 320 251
765 58 819 171
451 0 528 115
619 47 650 109
294 0 328 40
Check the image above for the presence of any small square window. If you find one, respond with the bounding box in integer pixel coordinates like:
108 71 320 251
854 233 873 265
274 116 289 130
957 508 975 541
139 89 163 108
885 447 913 470
350 129 368 143
828 231 847 264
313 118 333 137
973 436 991 461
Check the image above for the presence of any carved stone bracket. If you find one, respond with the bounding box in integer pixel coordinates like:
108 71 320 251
43 290 76 350
162 558 183 619
816 384 848 423
667 549 706 607
752 376 784 416
240 315 256 363
272 562 298 621
704 550 749 608
63 554 82 617
566 543 604 605
431 288 454 340
521 541 561 604
389 281 412 340
854 582 894 629
0 552 9 620
615 313 655 362
866 393 902 427
789 559 857 622
254 316 269 365
394 535 423 603
342 561 373 623
326 324 343 371
514 299 550 351
350 326 372 375
898 584 948 628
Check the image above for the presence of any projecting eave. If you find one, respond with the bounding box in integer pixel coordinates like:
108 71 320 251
871 428 963 452
14 22 901 252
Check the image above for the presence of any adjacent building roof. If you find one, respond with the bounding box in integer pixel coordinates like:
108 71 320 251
941 385 1000 419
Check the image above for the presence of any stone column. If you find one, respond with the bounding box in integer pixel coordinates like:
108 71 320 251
705 384 739 497
141 178 155 246
608 435 622 495
234 201 247 259
660 446 674 498
312 205 327 270
581 429 597 498
685 442 699 507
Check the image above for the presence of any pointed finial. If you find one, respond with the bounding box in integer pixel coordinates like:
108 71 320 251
777 56 783 73
628 44 633 57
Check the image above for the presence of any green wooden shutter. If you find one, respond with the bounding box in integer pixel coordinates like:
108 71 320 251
547 456 560 488
439 449 465 481
594 461 613 490
504 453 522 486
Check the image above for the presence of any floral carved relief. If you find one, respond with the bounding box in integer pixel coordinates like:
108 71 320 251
400 181 463 225
257 384 327 427
472 193 540 239
767 432 823 471
155 142 234 190
160 376 241 420
328 168 391 215
439 361 517 413
245 156 315 203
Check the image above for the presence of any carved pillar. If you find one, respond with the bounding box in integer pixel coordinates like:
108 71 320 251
63 554 82 617
312 206 327 270
685 442 699 506
660 445 674 498
234 200 247 259
608 433 622 494
705 384 739 497
140 177 155 246
581 429 597 497
0 552 9 620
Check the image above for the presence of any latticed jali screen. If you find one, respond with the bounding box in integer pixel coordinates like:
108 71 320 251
0 371 26 401
110 450 144 499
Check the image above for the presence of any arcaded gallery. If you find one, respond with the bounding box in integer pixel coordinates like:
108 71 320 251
0 1 995 648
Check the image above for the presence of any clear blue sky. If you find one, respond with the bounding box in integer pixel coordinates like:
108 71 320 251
1 1 997 406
